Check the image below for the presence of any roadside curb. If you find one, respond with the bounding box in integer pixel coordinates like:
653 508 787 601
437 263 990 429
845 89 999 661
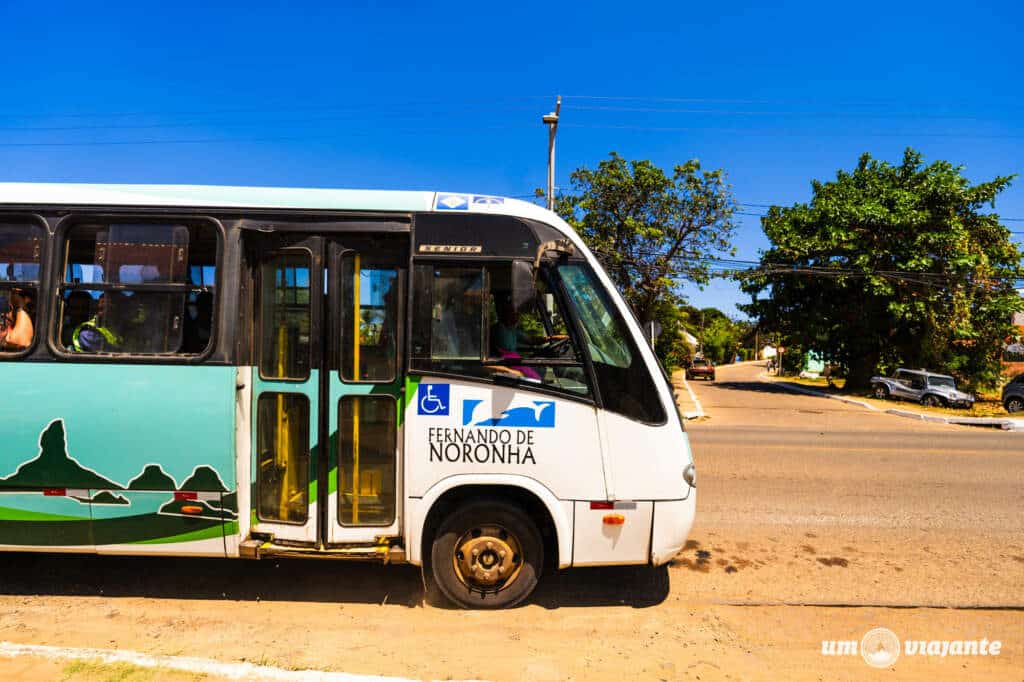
883 408 1024 431
761 374 880 411
760 374 1024 432
674 371 705 420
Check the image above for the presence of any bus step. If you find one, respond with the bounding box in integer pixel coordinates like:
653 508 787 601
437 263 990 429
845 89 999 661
240 539 406 564
239 538 265 560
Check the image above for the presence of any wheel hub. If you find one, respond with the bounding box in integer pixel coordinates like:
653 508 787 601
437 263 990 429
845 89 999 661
453 525 522 591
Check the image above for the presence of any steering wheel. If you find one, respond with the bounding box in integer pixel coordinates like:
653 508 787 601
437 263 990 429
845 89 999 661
535 335 572 358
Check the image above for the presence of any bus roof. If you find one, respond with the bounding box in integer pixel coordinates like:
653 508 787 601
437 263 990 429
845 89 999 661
0 182 556 224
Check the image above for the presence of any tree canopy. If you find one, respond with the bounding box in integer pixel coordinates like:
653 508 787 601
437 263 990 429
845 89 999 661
680 306 753 365
742 149 1024 390
556 152 738 366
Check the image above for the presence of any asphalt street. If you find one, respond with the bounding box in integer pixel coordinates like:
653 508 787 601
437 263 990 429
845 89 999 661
683 361 1024 607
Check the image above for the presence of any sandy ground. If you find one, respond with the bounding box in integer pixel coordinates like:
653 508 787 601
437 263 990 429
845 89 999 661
0 361 1021 681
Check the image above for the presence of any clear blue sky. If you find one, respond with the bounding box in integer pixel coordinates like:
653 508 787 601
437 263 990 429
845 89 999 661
2 0 1021 317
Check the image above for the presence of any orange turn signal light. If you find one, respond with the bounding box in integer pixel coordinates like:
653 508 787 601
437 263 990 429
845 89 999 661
602 514 626 526
180 505 203 515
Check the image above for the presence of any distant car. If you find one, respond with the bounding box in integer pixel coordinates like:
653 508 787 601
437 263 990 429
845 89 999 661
870 369 974 408
687 358 715 381
1002 374 1024 413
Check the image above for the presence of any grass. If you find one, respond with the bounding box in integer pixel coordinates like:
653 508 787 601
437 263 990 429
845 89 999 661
61 660 207 682
774 375 1013 418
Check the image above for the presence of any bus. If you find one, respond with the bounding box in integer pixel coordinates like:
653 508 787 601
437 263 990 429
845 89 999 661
0 183 696 609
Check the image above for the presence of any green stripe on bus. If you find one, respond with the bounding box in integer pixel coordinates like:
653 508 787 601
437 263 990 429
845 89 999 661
0 506 87 522
133 521 238 545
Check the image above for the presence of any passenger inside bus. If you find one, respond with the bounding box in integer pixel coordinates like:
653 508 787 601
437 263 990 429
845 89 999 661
71 294 122 352
0 287 34 351
182 290 213 353
60 291 93 348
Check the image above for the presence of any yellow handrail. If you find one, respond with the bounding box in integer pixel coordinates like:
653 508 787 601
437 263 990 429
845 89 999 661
275 321 293 520
351 254 361 524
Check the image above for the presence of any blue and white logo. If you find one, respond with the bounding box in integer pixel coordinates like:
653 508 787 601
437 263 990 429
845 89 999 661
436 194 470 211
472 195 504 206
418 384 450 416
462 399 555 428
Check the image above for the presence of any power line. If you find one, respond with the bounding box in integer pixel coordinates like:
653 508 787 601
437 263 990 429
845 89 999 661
0 96 554 122
0 106 545 133
561 123 1024 140
8 93 1012 121
2 94 1019 140
545 197 1024 225
562 94 1024 114
567 104 1001 121
590 249 1024 288
0 125 526 148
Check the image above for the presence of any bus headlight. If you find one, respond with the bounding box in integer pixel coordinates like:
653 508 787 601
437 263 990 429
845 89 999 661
683 463 696 488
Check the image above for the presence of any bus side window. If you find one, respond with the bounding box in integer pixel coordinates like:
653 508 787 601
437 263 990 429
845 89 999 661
59 222 217 356
0 223 43 355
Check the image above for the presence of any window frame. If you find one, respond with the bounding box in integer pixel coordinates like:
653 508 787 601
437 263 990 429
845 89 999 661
407 256 598 406
0 214 48 360
49 214 224 364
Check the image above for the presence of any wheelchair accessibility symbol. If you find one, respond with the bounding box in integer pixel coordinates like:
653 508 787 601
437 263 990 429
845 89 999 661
417 384 450 416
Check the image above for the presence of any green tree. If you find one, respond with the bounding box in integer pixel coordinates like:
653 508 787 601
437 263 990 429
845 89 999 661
555 152 738 367
742 149 1024 391
651 295 696 368
680 306 752 365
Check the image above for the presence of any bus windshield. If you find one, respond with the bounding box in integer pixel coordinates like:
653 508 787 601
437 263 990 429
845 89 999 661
557 264 632 368
557 263 664 424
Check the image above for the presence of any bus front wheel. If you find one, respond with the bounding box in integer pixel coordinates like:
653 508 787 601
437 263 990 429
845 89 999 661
429 500 543 609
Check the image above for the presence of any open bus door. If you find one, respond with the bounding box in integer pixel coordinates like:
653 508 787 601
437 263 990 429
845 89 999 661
246 230 407 549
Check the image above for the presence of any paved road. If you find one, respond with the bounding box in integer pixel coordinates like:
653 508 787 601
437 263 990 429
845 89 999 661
684 361 1024 607
0 362 1021 681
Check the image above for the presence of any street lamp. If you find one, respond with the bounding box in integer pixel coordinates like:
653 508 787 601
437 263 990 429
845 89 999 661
542 96 561 211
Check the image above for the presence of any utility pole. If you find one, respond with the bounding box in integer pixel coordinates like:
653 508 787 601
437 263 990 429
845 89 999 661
699 309 705 356
542 96 561 211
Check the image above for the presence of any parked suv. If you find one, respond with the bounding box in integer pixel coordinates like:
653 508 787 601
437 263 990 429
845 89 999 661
870 368 974 408
686 357 715 381
1003 374 1024 413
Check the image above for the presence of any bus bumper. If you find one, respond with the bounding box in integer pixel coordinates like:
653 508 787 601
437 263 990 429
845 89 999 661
650 491 697 566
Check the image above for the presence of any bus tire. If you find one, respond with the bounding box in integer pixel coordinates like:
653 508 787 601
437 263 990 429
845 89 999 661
429 500 543 609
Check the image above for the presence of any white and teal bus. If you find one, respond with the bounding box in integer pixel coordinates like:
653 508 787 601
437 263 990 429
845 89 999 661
0 184 696 608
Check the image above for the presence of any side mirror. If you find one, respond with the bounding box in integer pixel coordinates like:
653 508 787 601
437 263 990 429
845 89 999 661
532 239 575 273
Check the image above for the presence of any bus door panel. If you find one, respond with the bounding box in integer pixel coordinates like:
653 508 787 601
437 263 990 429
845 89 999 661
325 237 406 544
250 241 321 544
